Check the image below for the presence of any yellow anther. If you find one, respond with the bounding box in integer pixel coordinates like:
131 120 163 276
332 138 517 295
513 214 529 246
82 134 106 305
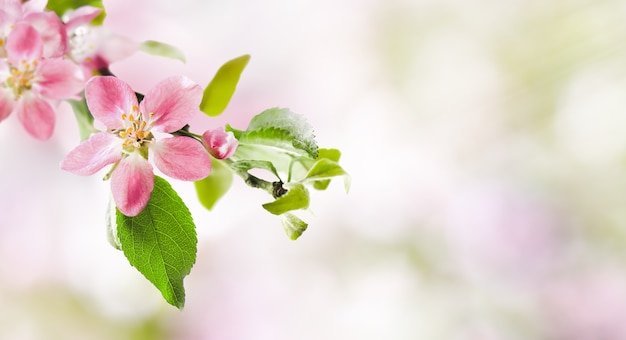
121 113 127 120
132 105 138 112
129 114 135 122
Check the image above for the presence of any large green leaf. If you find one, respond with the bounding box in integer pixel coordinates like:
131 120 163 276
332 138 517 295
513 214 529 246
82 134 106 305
139 40 186 63
47 0 106 25
116 176 197 309
195 158 233 211
200 54 250 117
227 108 318 159
262 183 309 215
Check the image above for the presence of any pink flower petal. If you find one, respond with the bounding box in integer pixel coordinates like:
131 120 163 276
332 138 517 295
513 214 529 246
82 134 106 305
24 11 67 58
16 95 55 140
96 32 138 66
64 6 102 31
21 0 47 14
0 1 22 20
6 22 42 64
60 132 122 175
111 153 154 217
202 127 238 159
151 136 211 181
37 59 85 100
85 76 137 130
140 76 202 133
0 10 13 38
0 87 15 122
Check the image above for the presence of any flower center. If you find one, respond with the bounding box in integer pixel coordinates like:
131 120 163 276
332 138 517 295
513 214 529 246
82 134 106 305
69 25 96 64
5 59 38 99
118 105 155 150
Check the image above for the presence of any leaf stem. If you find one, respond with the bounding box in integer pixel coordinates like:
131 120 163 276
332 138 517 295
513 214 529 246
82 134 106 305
171 126 202 140
221 158 284 197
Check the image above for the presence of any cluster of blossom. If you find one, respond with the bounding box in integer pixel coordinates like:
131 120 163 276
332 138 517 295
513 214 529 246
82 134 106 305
0 1 239 216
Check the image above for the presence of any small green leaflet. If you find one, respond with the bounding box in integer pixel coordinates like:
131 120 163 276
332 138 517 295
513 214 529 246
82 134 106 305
139 40 186 63
200 54 250 117
195 158 233 211
116 176 197 309
46 0 106 25
281 213 308 240
227 108 318 159
262 183 310 215
303 158 351 193
287 148 342 188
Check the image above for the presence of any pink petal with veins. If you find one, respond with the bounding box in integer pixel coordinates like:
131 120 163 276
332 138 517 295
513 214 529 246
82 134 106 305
152 136 212 180
16 95 55 140
111 153 154 217
6 23 42 63
140 76 202 133
24 11 67 58
85 76 137 130
37 58 85 99
21 0 46 13
60 132 123 175
64 6 102 30
0 1 22 22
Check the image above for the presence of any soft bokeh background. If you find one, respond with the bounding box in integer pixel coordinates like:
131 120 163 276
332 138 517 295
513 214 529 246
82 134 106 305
2 0 626 339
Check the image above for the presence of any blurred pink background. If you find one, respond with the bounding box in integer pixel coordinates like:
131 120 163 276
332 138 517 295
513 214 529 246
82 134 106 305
3 0 626 339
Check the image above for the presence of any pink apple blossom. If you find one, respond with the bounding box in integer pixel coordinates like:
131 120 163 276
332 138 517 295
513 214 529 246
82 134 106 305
0 22 84 139
0 0 67 58
63 6 138 76
61 76 212 216
201 127 238 159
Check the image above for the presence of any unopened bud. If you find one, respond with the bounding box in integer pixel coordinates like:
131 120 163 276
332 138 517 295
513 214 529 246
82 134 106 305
201 127 238 159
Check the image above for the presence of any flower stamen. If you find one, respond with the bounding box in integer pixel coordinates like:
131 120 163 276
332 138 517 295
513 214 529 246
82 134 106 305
4 59 38 99
117 107 155 150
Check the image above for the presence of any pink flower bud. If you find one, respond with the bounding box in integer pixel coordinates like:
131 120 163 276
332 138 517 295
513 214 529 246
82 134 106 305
202 128 238 159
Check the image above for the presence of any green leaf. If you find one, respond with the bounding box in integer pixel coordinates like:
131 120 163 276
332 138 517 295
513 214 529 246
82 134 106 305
116 176 197 309
68 96 98 141
200 54 250 117
262 183 309 215
304 158 351 192
47 0 106 25
227 108 318 159
139 40 186 63
295 148 341 189
230 160 281 180
281 213 308 240
317 148 341 162
194 158 233 211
